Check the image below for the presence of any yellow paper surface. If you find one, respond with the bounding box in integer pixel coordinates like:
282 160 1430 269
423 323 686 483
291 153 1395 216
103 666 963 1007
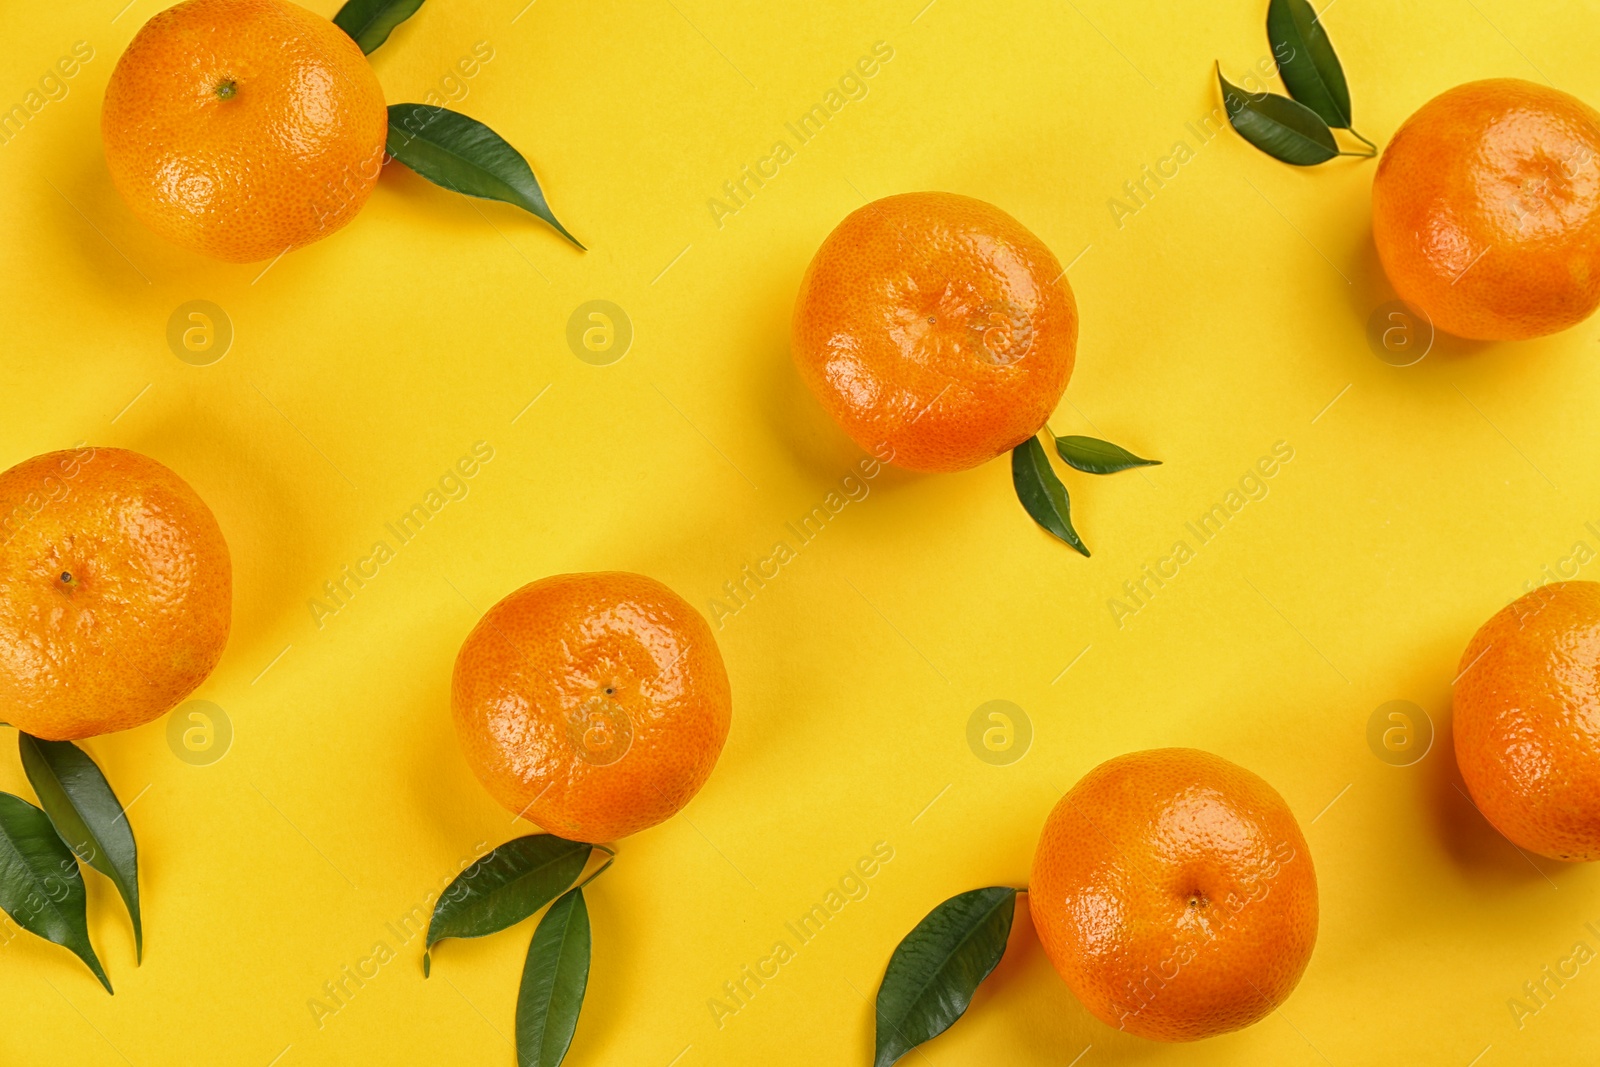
2 0 1599 1063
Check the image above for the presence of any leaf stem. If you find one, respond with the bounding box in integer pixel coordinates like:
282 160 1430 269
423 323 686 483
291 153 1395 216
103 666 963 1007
1348 127 1378 152
574 852 615 891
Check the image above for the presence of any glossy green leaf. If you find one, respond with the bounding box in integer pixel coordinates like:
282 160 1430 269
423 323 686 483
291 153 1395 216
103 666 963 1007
0 793 110 992
874 887 1017 1067
1267 0 1352 128
516 887 590 1067
424 834 590 975
1012 437 1089 556
1054 435 1161 475
387 104 584 249
1218 67 1339 166
18 735 141 962
332 0 425 54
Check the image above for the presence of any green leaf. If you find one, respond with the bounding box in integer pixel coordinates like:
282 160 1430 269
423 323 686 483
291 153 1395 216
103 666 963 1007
874 887 1017 1067
18 735 141 962
386 104 584 249
516 887 591 1067
1217 66 1339 166
332 0 425 54
0 793 110 992
1054 435 1161 475
424 835 591 975
1012 437 1089 556
1267 0 1352 128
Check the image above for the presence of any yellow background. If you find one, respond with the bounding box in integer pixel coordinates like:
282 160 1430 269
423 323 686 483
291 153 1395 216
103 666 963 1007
3 0 1599 1063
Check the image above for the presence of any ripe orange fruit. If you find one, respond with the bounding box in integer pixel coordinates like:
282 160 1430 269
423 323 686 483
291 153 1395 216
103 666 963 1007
791 192 1078 473
452 572 732 843
0 447 232 741
102 0 388 263
1454 581 1600 861
1029 748 1318 1042
1372 79 1600 341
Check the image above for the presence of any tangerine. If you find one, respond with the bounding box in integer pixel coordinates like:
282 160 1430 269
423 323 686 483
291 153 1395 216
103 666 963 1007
1372 79 1600 341
1454 581 1600 861
1029 748 1318 1041
452 572 732 843
102 0 389 263
792 192 1078 473
0 447 232 740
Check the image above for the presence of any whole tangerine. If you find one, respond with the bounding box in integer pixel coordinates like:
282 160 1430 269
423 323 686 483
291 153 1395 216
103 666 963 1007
102 0 389 263
1029 748 1318 1042
451 572 732 844
0 447 232 741
1372 79 1600 341
1454 581 1600 861
791 192 1078 473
